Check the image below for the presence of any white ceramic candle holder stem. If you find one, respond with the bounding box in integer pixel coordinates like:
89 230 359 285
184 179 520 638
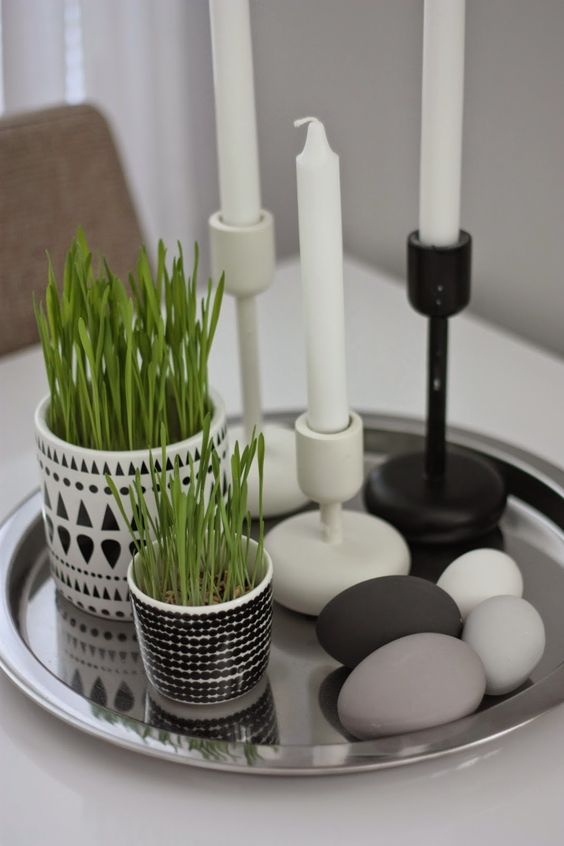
267 412 411 617
320 502 342 545
235 295 262 439
209 211 309 518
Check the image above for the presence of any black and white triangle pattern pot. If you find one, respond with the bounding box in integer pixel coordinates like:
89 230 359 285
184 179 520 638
34 390 228 621
129 541 273 705
55 591 145 715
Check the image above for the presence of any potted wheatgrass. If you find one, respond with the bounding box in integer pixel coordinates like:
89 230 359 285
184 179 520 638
109 423 273 705
34 231 227 620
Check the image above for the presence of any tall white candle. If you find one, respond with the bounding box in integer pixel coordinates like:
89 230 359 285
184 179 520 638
209 0 261 226
295 118 349 435
418 0 466 246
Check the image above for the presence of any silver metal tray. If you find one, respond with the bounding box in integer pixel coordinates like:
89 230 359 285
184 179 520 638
1 413 564 776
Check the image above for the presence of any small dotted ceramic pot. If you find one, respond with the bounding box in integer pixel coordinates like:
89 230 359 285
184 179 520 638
34 390 228 621
128 540 273 705
146 674 279 744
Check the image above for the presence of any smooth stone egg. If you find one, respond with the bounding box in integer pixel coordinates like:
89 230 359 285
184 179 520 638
463 595 545 695
337 633 486 739
316 575 462 668
437 549 523 619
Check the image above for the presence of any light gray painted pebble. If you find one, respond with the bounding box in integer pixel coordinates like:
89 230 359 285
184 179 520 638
463 595 545 695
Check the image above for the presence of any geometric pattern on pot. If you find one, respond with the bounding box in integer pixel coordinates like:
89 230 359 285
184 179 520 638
129 543 273 705
55 591 146 716
34 390 228 621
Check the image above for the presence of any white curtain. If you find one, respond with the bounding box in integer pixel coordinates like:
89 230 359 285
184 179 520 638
0 0 219 258
2 0 66 112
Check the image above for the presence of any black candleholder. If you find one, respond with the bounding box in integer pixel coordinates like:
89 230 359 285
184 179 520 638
364 230 507 545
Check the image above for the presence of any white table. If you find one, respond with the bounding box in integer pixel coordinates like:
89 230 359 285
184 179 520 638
1 257 563 845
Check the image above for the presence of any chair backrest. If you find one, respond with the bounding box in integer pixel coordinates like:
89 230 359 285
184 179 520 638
0 104 143 357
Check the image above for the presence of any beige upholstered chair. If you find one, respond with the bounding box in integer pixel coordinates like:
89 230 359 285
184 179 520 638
0 104 143 357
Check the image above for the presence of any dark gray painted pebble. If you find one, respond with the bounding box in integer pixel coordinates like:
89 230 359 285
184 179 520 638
317 575 462 668
337 632 486 739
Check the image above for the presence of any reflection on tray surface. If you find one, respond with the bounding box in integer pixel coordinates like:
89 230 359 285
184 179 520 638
318 667 354 740
147 675 279 745
56 591 146 719
55 591 280 742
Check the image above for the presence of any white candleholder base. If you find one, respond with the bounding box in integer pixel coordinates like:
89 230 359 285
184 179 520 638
266 411 411 616
267 510 410 617
229 423 309 518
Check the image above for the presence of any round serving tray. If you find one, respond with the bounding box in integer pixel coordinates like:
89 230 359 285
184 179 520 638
1 413 564 776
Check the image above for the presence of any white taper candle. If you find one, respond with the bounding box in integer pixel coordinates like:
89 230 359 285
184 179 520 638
295 117 349 435
209 0 261 226
418 0 466 246
209 0 264 436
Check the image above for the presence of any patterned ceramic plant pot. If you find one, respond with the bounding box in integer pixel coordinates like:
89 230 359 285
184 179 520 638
129 540 273 705
35 390 228 621
55 592 146 717
146 674 279 744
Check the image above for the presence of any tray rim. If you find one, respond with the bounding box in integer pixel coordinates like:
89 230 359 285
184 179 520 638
1 412 564 777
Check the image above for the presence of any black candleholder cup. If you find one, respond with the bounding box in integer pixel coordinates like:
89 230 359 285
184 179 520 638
364 230 507 545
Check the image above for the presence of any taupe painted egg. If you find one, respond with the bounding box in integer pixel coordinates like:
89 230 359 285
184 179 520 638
337 632 486 739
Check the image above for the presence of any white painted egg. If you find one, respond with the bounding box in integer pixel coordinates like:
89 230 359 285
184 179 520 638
463 595 545 695
437 549 523 619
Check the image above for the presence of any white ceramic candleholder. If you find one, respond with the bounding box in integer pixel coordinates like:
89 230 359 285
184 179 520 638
209 210 308 517
266 412 411 617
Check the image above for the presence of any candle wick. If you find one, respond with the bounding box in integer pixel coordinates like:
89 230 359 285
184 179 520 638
294 116 319 129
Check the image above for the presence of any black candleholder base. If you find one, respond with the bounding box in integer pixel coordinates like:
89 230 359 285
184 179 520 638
364 230 507 545
364 448 507 545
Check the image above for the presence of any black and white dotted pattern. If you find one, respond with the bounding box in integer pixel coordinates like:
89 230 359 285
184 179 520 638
147 682 279 744
34 393 228 620
131 574 273 705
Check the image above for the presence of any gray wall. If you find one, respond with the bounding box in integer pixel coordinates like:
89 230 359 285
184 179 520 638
248 0 564 358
